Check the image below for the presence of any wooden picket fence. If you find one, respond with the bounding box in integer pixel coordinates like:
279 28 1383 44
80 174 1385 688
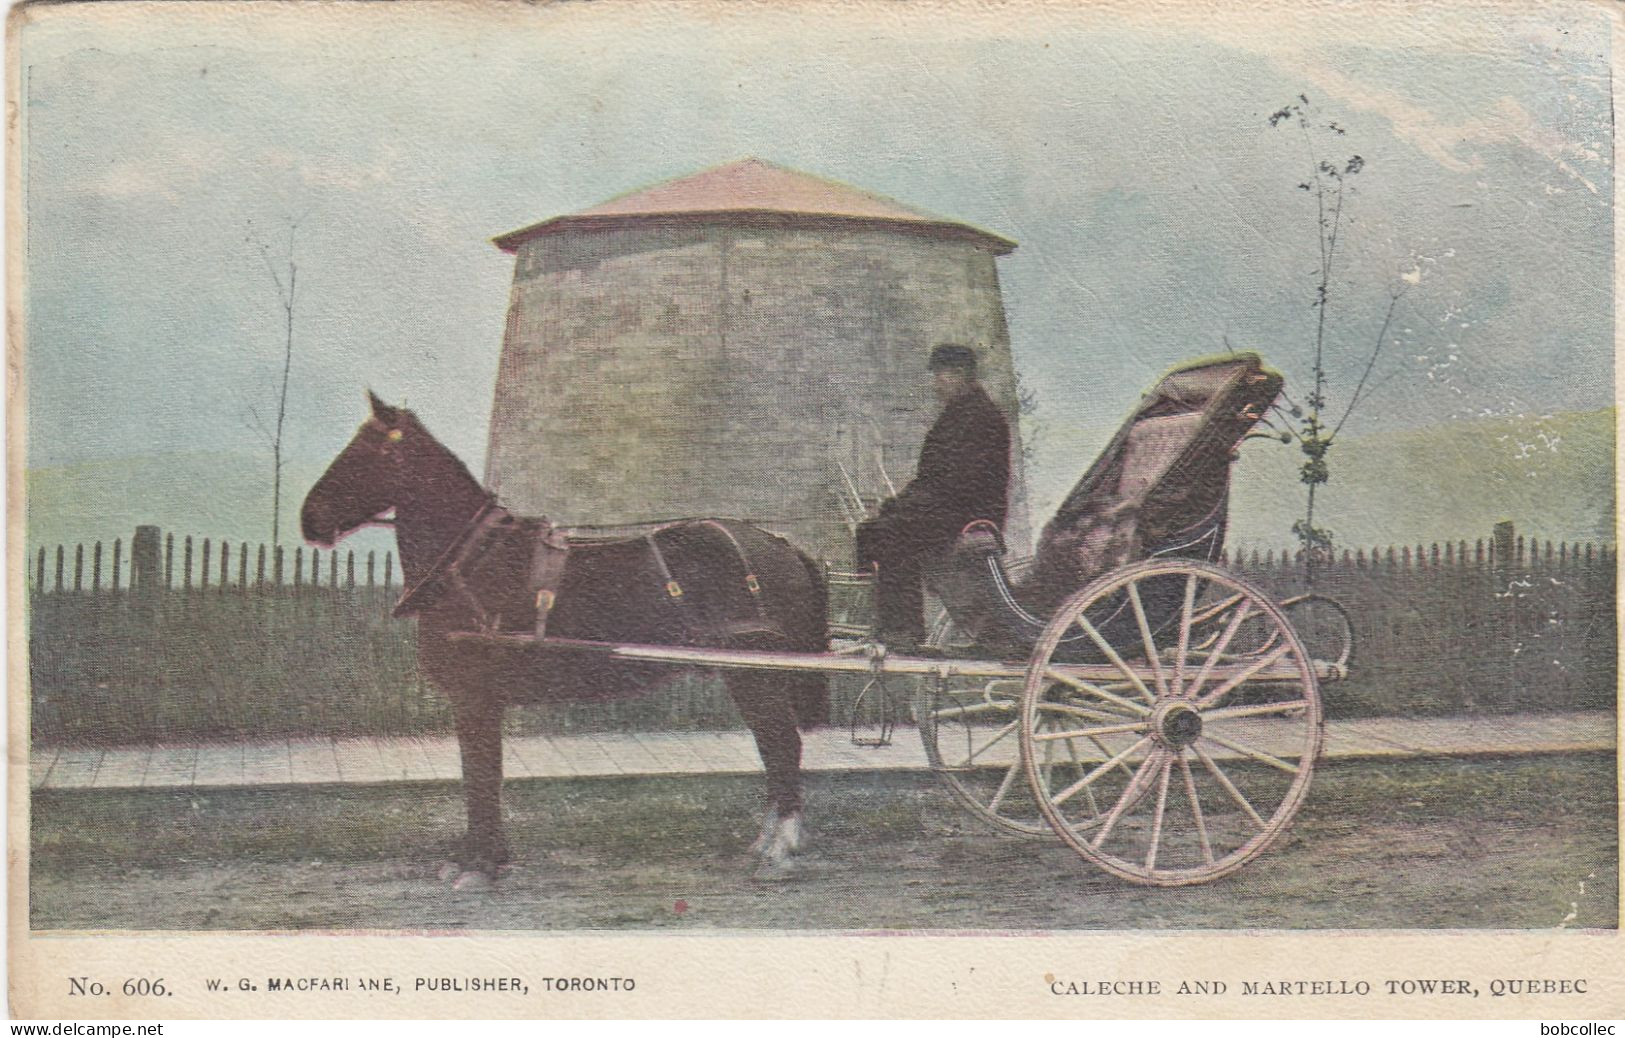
28 532 395 595
1223 534 1616 718
25 527 1618 745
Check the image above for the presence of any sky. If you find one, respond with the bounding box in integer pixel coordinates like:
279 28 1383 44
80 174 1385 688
14 1 1616 508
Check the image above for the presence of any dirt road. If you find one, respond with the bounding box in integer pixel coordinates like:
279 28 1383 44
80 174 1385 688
29 753 1617 931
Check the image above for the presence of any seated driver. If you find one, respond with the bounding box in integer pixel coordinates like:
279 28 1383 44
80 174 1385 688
857 344 1011 651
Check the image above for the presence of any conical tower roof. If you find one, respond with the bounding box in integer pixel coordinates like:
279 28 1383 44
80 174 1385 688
493 158 1015 254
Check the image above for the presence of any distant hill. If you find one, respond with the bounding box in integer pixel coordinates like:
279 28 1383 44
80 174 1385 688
24 408 1616 562
1026 407 1616 554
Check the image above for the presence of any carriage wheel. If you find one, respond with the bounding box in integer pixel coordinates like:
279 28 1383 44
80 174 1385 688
915 617 1133 840
1019 559 1323 886
1281 593 1354 673
913 617 1049 838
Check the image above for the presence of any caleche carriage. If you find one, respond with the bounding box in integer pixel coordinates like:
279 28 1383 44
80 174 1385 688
303 352 1353 888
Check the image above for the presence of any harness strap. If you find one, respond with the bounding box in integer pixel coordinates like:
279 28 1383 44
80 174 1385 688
442 505 515 631
698 519 767 619
393 498 503 620
529 520 571 639
644 531 685 602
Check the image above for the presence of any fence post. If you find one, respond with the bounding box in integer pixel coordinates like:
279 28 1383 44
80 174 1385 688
293 547 303 589
183 536 194 590
238 541 249 592
311 548 321 587
35 548 45 594
347 550 356 589
257 544 267 587
273 546 285 587
384 552 393 588
367 551 376 587
219 541 231 593
330 550 338 588
73 544 84 591
200 539 211 591
92 541 103 594
1493 521 1514 584
164 533 174 588
111 538 122 592
132 526 161 598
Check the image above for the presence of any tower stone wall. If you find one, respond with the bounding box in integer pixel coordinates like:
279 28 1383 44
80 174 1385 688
486 221 1032 562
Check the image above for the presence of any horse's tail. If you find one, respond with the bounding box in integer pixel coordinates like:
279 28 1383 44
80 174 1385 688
787 548 830 730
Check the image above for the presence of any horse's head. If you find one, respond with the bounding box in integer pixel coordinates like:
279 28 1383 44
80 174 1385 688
301 391 454 548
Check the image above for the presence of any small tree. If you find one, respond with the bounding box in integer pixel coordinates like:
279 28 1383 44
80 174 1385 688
1269 96 1407 584
244 214 306 546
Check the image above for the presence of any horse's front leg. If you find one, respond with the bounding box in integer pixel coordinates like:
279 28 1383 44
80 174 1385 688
445 687 509 889
728 674 807 870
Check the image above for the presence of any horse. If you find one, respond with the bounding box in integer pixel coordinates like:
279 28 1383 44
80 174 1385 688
300 393 829 888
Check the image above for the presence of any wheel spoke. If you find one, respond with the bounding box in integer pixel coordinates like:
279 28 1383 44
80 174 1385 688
1192 643 1292 710
1050 736 1152 807
1201 732 1301 775
1182 599 1254 703
1188 590 1245 629
1062 732 1103 817
1202 699 1310 722
1071 616 1158 705
986 760 1023 814
1171 575 1198 697
1126 581 1166 702
1038 699 1145 726
1193 744 1266 830
964 720 1018 764
1179 755 1215 865
1091 749 1163 850
1145 754 1174 870
1045 668 1150 717
1087 736 1137 780
1032 719 1149 741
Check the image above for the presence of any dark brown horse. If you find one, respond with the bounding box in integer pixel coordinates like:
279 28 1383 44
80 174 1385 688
301 394 828 887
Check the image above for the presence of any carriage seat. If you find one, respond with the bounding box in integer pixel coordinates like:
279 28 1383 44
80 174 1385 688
920 521 1037 655
950 519 1005 559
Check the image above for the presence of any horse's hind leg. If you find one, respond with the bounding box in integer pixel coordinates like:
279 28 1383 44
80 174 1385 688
448 689 509 887
727 672 806 866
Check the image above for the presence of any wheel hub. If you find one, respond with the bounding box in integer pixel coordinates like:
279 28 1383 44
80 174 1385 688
1154 701 1203 749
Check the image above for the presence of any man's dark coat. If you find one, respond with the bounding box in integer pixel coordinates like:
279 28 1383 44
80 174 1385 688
880 382 1011 549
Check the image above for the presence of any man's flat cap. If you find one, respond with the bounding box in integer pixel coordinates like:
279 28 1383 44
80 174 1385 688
928 344 978 373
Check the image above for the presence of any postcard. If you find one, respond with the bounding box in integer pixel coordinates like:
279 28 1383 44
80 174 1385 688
8 0 1622 1020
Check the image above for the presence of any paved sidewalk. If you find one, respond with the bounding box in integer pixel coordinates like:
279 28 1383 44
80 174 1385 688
27 711 1616 793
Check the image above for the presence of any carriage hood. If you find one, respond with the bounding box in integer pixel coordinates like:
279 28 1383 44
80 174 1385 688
1024 353 1284 611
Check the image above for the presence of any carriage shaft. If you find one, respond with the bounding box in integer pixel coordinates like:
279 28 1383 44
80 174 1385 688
446 632 1342 682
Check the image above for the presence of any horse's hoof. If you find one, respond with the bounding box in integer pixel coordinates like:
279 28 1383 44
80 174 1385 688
747 810 779 857
452 869 496 892
752 813 806 864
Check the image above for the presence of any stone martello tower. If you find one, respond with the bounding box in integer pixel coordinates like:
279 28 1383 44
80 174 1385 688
485 158 1031 562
